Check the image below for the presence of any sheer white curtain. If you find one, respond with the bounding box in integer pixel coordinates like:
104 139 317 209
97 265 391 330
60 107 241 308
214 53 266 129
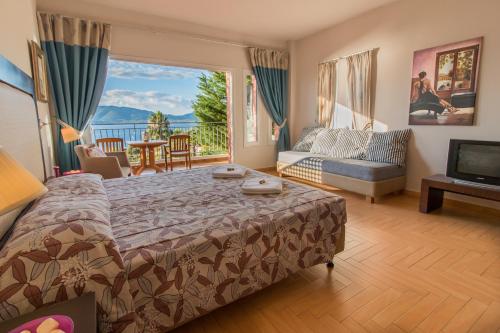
317 61 337 128
346 50 373 130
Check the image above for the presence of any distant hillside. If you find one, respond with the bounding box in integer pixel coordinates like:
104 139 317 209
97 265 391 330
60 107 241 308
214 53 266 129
92 105 197 124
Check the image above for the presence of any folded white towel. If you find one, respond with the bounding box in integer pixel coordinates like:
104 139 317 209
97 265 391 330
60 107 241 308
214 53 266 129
212 165 247 178
241 178 283 194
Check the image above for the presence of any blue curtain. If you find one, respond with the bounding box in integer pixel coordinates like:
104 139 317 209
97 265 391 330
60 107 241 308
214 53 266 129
249 48 290 152
38 13 110 172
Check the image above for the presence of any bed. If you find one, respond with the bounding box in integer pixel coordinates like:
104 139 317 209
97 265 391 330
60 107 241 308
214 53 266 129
0 166 347 332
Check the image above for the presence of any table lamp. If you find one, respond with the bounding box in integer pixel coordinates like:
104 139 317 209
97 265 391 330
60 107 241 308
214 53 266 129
56 119 81 143
0 146 47 215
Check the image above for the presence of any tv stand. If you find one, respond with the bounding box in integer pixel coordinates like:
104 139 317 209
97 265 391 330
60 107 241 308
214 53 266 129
451 178 500 190
420 174 500 213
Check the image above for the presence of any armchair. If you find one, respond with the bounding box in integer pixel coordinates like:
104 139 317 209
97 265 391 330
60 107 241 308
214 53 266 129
74 144 131 179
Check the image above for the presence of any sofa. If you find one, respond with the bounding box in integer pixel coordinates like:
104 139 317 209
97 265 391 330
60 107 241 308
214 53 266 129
277 127 411 203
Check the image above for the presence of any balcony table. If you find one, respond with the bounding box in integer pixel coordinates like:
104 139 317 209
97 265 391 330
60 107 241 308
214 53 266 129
128 140 168 175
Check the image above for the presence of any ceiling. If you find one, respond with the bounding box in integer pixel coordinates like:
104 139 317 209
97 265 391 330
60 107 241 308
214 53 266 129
63 0 400 41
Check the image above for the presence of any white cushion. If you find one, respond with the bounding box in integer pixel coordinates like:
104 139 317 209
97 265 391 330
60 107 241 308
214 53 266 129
310 128 342 155
292 126 323 152
86 146 107 158
330 130 372 159
278 151 323 165
365 129 412 166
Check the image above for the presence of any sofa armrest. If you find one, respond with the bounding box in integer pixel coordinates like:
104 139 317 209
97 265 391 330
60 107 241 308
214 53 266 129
105 151 130 167
85 156 123 179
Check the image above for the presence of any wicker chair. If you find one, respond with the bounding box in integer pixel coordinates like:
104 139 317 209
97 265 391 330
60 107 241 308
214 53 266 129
74 144 131 179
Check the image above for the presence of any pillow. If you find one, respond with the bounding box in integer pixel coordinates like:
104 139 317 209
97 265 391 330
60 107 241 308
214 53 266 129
310 128 342 155
365 129 412 166
330 129 372 159
292 126 324 152
86 146 107 158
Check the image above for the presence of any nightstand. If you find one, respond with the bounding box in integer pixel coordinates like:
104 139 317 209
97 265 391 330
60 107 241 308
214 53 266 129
0 293 96 333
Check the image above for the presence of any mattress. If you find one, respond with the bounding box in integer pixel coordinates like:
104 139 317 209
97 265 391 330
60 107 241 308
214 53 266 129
103 166 347 331
278 151 406 181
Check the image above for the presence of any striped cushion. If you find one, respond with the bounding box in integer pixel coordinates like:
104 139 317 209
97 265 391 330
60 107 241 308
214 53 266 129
330 130 372 159
292 126 323 152
365 129 412 166
310 128 342 155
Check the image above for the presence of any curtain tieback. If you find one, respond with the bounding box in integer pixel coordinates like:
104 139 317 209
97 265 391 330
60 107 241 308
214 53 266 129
278 118 288 129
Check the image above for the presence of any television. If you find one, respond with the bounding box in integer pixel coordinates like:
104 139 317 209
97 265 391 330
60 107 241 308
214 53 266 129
447 139 500 186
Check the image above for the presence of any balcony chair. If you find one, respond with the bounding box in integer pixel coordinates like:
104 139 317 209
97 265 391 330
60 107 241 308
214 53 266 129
96 137 125 152
163 134 192 171
74 144 131 179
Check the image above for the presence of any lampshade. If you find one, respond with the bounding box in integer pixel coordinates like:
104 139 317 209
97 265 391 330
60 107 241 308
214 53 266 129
60 126 81 143
0 146 47 215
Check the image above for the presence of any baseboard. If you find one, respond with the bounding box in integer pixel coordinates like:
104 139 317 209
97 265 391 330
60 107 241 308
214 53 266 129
256 166 277 172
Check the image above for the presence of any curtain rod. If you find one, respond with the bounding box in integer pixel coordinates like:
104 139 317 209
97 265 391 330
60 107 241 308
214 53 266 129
320 47 378 64
38 11 286 50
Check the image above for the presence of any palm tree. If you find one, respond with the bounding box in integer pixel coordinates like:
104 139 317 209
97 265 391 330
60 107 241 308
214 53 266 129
147 111 170 140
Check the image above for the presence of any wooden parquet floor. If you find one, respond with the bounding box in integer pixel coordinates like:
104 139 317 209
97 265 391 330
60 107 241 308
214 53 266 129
174 175 500 333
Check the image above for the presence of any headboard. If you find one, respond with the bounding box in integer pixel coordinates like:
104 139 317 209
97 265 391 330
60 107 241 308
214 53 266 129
0 54 46 241
0 54 46 180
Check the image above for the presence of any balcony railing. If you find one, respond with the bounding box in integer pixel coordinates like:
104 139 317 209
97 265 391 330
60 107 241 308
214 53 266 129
90 122 228 163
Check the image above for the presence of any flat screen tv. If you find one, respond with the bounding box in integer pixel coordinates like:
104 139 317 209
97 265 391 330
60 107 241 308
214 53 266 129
447 139 500 186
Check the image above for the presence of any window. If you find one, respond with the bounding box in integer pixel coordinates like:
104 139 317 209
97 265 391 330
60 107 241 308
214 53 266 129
91 59 230 161
435 45 479 98
243 70 276 147
244 74 258 143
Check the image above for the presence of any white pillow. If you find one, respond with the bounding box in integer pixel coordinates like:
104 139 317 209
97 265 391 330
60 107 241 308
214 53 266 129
86 146 107 158
310 128 342 155
292 126 324 152
365 129 412 166
330 130 372 159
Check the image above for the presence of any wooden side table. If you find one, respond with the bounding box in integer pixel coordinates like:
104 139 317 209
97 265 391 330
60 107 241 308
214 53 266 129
0 293 96 333
420 174 500 213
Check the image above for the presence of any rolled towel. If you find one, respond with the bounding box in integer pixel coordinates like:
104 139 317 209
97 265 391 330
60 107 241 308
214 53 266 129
241 178 283 194
212 165 247 178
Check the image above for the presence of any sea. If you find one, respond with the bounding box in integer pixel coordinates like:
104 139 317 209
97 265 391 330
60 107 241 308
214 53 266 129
90 122 196 142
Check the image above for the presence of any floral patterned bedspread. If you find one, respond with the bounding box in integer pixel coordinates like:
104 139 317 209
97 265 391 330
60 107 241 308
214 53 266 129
103 166 347 332
0 167 346 333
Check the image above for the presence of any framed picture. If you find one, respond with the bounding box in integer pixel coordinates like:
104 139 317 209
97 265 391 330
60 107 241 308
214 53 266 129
408 37 482 125
29 41 49 103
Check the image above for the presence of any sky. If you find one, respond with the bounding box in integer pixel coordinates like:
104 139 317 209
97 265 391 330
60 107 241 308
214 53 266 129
99 59 211 115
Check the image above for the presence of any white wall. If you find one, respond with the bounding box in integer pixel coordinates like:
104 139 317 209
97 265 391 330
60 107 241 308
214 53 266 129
37 0 281 169
290 0 500 208
0 0 53 180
